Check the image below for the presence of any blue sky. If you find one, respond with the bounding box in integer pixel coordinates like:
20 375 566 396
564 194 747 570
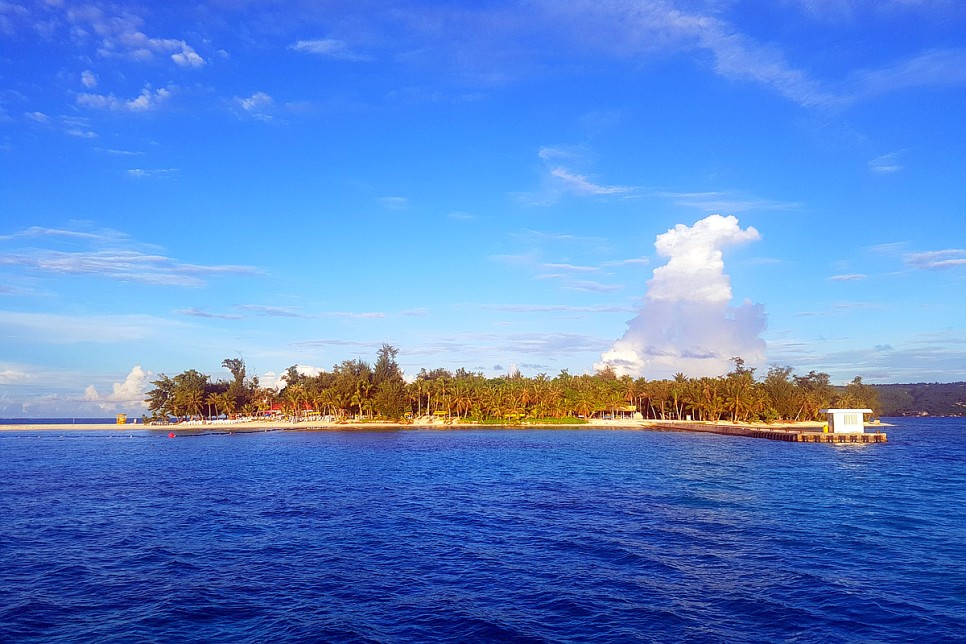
2 0 965 417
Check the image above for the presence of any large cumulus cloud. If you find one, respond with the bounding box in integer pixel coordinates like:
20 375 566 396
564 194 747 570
596 215 766 378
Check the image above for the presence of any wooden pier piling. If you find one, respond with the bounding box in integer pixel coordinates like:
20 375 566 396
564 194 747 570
652 422 887 443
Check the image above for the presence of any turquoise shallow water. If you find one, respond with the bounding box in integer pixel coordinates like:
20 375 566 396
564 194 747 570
1 418 964 642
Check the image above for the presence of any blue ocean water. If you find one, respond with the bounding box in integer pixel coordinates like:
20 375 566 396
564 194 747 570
1 419 964 642
0 418 119 425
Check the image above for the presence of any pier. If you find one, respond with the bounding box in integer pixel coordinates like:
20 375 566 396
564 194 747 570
652 422 887 443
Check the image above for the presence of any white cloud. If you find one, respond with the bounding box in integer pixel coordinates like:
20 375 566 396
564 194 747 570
60 115 97 138
77 85 173 112
324 311 386 319
237 91 273 112
657 190 800 213
0 365 32 385
289 38 371 61
489 304 634 314
171 46 205 68
541 2 840 108
235 92 275 121
869 152 903 174
66 128 98 139
81 69 97 88
405 332 610 358
851 48 966 101
379 196 409 210
84 365 151 411
236 304 307 318
0 226 260 287
272 364 326 390
538 146 580 162
905 249 966 270
549 167 633 196
126 168 178 179
0 311 181 344
523 146 635 204
177 308 243 320
0 225 119 243
25 111 49 123
563 279 623 293
647 215 760 303
67 6 206 68
542 3 966 108
596 214 766 378
541 262 600 272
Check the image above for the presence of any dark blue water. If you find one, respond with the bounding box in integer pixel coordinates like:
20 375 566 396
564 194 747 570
2 419 964 642
0 418 118 425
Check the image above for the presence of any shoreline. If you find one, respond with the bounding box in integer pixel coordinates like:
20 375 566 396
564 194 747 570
1 418 887 432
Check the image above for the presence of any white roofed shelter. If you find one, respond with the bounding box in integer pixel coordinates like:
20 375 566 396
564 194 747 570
819 409 874 434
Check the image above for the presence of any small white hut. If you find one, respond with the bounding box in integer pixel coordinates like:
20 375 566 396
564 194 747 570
819 408 874 434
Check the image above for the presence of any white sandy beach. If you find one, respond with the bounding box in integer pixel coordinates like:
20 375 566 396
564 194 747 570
0 417 840 432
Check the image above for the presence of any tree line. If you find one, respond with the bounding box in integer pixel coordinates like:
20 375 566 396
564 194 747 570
144 345 882 424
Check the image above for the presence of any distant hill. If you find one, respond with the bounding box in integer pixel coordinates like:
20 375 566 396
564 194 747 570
873 382 966 417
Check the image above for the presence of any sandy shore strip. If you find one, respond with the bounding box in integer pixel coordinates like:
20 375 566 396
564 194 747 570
0 418 866 432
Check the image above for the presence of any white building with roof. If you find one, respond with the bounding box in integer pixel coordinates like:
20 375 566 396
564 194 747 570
819 408 874 434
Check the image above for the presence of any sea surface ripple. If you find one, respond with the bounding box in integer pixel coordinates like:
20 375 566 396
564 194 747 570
2 418 965 642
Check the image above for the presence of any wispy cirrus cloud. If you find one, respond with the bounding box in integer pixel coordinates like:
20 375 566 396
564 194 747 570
126 168 178 179
0 226 110 242
869 152 903 174
851 48 966 101
175 305 387 320
871 242 966 271
540 262 600 273
794 301 881 317
539 2 840 108
60 115 97 138
324 311 386 319
289 38 372 61
405 332 610 357
656 190 801 213
904 249 966 270
487 304 634 313
0 225 259 287
236 305 308 318
0 311 185 344
0 249 257 286
767 328 966 384
379 196 409 210
519 146 636 205
540 2 966 109
177 308 243 320
295 339 382 349
549 167 633 196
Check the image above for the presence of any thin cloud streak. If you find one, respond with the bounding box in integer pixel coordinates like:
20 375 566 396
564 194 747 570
0 226 261 287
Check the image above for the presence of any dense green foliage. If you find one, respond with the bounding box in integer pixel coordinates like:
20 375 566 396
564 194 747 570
873 382 966 417
145 348 883 424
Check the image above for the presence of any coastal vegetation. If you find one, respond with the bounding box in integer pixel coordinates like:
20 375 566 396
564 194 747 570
144 345 883 424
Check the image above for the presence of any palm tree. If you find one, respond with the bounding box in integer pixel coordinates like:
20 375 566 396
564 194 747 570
178 387 204 420
222 392 238 418
284 383 307 421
